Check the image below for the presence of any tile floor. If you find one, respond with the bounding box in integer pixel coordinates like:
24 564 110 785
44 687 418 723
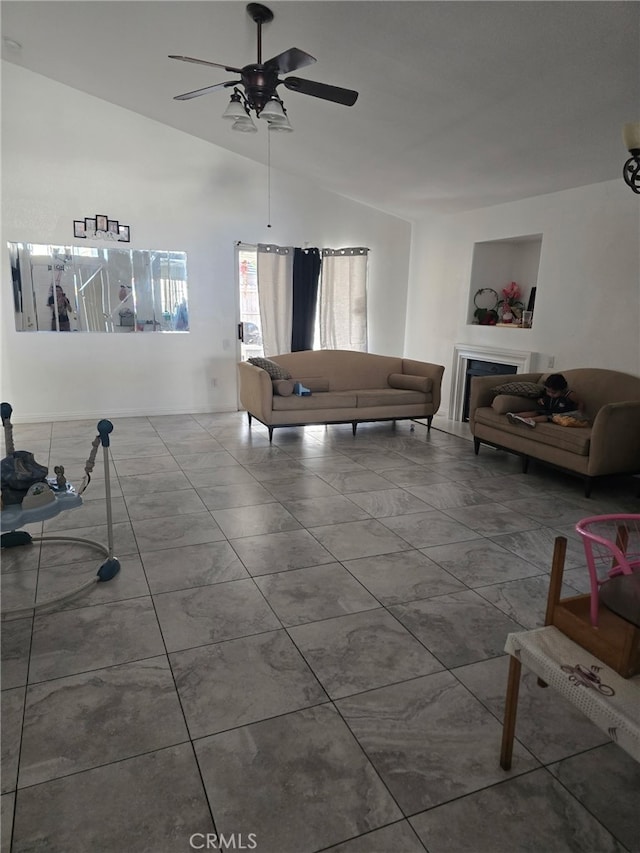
2 413 639 853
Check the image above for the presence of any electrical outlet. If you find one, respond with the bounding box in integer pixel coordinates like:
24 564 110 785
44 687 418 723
547 356 555 369
212 378 218 387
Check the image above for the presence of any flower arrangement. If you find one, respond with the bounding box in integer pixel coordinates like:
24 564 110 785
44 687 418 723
498 281 524 322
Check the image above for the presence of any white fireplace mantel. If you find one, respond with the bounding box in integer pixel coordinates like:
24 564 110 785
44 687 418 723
450 343 534 421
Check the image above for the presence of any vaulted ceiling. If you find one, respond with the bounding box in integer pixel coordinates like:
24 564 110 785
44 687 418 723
2 1 638 219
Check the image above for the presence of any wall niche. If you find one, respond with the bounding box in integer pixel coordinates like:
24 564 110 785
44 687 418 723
468 234 542 327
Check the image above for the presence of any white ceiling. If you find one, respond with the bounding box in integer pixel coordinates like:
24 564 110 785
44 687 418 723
2 1 638 219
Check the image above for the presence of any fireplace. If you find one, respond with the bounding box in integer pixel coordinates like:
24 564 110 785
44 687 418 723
462 359 517 421
450 344 533 421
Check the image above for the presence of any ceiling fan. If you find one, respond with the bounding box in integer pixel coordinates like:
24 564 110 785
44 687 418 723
169 2 358 131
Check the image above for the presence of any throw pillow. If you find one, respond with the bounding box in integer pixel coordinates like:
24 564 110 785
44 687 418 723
388 373 432 393
490 381 544 398
491 395 535 415
272 379 294 397
247 357 292 380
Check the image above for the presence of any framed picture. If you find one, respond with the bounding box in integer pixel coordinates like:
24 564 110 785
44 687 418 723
118 225 130 242
95 214 108 232
73 220 86 238
107 219 119 235
84 217 96 233
527 287 537 314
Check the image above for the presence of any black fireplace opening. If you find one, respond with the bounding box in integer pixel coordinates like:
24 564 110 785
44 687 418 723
462 359 517 421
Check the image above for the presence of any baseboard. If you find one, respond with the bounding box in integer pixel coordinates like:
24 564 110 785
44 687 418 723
415 415 474 441
8 405 238 424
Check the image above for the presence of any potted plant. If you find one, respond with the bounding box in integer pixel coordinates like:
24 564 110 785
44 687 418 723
498 281 524 323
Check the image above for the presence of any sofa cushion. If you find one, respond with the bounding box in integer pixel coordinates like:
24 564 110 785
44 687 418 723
388 373 432 393
492 395 537 415
356 389 428 408
248 357 292 380
475 407 591 455
272 392 357 411
272 379 294 396
490 381 544 398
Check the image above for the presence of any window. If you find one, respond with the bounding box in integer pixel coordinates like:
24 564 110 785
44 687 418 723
236 244 368 353
237 245 264 358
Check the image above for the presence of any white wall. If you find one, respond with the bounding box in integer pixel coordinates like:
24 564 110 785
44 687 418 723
404 181 640 416
1 63 411 421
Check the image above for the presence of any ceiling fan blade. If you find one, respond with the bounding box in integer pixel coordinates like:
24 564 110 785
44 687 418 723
169 55 243 74
174 80 240 101
263 47 316 75
283 77 358 106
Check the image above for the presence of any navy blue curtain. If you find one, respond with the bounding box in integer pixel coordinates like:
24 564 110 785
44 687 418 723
291 248 321 351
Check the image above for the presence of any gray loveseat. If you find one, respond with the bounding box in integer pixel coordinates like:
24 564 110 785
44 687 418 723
469 367 640 495
238 349 444 441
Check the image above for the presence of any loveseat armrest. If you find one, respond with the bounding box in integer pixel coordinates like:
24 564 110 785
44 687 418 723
401 359 445 415
468 372 543 431
238 361 274 424
587 401 640 476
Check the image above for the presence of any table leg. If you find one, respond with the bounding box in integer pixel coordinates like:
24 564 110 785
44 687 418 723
500 654 522 770
536 537 567 691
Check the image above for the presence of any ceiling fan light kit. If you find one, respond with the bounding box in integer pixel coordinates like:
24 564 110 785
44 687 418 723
169 2 358 134
267 113 293 133
233 117 258 133
260 96 293 133
260 96 285 122
622 121 640 194
221 92 247 121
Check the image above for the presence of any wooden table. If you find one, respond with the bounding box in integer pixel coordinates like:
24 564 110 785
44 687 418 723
500 625 640 770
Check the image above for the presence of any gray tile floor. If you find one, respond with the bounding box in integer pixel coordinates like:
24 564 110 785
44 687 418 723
2 413 639 853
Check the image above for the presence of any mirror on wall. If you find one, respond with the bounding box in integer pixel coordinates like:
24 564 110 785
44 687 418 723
8 243 189 332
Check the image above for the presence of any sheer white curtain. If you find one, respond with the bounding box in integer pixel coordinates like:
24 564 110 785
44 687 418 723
318 247 369 351
257 244 293 356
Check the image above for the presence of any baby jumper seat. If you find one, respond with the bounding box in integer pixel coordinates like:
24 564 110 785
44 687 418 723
1 402 121 618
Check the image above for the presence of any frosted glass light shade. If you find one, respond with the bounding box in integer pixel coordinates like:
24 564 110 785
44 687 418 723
623 122 640 151
232 116 258 132
261 98 285 121
222 98 246 121
268 114 293 132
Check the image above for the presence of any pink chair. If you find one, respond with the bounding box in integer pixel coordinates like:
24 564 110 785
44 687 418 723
575 514 640 626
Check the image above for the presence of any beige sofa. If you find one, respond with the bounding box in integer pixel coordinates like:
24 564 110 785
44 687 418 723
238 350 444 441
469 368 640 496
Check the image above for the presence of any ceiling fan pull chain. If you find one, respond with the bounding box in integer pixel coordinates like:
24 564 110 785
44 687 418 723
267 130 272 228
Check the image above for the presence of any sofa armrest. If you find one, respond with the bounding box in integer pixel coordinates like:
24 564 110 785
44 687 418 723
238 361 274 423
401 359 445 415
468 372 543 431
587 401 640 476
